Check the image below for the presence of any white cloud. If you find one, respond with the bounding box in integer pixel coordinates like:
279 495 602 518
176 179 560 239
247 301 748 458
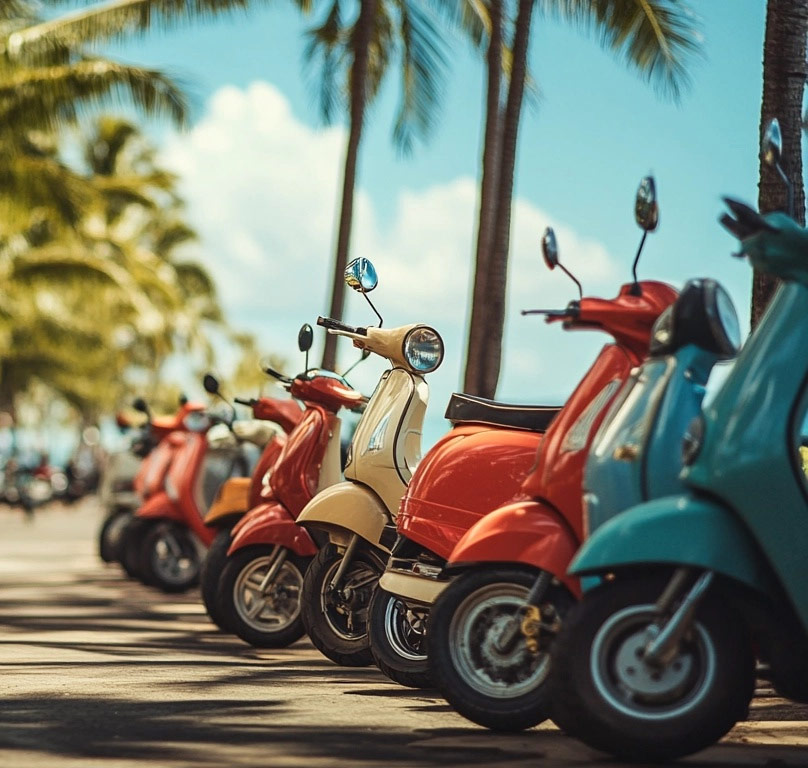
161 81 626 445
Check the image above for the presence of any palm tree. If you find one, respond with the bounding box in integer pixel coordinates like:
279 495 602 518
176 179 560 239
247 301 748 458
306 0 449 370
463 0 703 397
752 0 807 329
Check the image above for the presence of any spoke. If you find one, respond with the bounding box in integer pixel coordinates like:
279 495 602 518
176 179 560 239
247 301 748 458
246 598 267 619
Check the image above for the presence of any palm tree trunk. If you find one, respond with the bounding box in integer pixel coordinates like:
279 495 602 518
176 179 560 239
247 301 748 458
752 0 808 329
477 0 534 398
462 0 504 395
321 0 377 371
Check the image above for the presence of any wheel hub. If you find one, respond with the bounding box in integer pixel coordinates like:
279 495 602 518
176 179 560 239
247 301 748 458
614 630 694 699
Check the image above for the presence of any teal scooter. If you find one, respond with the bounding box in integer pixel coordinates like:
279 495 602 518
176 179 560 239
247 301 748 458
550 120 808 761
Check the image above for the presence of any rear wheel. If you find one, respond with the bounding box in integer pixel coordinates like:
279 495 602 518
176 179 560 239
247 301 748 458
118 516 152 580
98 509 131 563
301 543 383 667
139 521 202 593
368 587 432 688
550 576 755 761
429 567 572 731
201 527 234 630
217 545 310 648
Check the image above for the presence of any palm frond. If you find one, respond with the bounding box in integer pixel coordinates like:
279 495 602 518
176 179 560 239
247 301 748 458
304 0 347 123
430 0 486 48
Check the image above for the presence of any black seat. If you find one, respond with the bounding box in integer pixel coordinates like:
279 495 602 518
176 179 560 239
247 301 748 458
445 393 561 433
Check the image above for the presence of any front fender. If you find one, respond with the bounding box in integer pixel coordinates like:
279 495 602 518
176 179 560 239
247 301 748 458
571 494 779 596
228 501 317 557
136 491 182 523
448 500 581 597
297 481 391 553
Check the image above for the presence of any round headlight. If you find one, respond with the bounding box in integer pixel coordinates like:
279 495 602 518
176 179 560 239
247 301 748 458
182 411 211 432
707 282 741 357
681 414 705 466
649 306 674 356
403 326 444 373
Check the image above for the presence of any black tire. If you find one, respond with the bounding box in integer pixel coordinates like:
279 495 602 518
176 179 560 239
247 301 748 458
118 516 153 580
98 509 132 563
429 567 573 732
549 575 755 762
138 521 202 593
368 587 432 688
216 545 311 648
200 527 235 631
301 543 384 667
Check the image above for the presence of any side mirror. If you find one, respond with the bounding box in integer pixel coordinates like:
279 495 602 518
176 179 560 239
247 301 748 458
132 397 149 415
541 227 559 270
762 118 783 168
345 258 378 293
298 323 313 353
203 374 220 395
635 176 659 232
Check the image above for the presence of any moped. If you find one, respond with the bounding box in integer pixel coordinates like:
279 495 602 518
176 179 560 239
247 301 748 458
549 120 808 762
298 257 444 666
198 358 306 628
428 179 677 731
211 347 367 647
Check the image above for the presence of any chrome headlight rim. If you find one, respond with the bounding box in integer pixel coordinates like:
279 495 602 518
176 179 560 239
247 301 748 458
402 326 444 374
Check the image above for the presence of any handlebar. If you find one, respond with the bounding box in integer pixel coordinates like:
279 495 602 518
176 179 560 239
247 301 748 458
720 197 779 241
521 304 580 320
263 365 293 384
317 316 368 336
234 397 257 407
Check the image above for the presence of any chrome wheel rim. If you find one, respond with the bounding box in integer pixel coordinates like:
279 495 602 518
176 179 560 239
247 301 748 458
233 555 303 632
383 596 428 661
448 582 548 699
320 557 380 642
590 603 716 720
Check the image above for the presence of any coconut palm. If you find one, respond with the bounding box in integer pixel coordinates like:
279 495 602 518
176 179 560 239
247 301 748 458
752 0 807 328
305 0 449 370
463 0 703 398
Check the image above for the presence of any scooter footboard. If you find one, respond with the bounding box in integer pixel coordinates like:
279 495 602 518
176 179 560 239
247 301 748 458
447 500 581 597
297 481 392 553
570 494 779 596
228 501 317 557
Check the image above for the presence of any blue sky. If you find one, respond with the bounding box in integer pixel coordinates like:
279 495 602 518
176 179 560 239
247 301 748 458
103 0 786 444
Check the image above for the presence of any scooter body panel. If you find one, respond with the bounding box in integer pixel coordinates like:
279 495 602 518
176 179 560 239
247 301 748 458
137 490 182 523
449 500 581 597
570 493 780 597
297 480 392 552
398 425 541 559
227 500 317 557
204 477 251 529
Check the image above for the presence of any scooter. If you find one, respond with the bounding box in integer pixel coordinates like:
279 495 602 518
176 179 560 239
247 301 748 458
297 257 444 666
198 360 305 628
126 394 277 593
549 120 808 762
428 178 677 731
211 333 367 647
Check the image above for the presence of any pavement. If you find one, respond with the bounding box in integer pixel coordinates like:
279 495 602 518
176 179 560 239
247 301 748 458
1 498 807 768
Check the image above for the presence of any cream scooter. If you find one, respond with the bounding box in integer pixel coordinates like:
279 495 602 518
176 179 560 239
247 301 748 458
298 257 444 666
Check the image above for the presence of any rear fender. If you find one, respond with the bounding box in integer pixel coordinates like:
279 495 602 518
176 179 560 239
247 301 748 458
448 500 581 597
297 481 391 553
227 501 317 557
570 494 780 597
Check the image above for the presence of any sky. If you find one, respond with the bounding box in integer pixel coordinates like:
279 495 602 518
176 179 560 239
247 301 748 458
101 0 789 445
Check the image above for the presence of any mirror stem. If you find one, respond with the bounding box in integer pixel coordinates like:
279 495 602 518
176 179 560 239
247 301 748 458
630 231 648 296
559 264 583 300
362 291 384 327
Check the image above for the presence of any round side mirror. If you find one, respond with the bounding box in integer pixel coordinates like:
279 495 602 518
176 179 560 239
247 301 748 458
202 374 220 395
762 118 783 168
298 323 314 353
344 257 378 293
635 176 659 232
541 227 559 270
132 397 149 414
178 394 188 406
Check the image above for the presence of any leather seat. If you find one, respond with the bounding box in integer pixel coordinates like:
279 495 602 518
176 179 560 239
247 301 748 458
445 393 561 433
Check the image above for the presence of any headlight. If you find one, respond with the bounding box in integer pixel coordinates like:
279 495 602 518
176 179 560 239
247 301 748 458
681 414 705 466
403 326 444 373
649 279 740 359
182 411 211 432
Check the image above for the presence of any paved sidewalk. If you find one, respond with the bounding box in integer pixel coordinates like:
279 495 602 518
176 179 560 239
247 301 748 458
1 500 806 768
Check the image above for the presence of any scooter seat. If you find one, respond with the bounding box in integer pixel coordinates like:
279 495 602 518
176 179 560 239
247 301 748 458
445 393 561 432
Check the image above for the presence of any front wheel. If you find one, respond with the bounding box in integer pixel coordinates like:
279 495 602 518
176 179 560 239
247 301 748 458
200 527 235 631
429 567 573 732
301 543 383 667
217 545 310 648
98 509 132 563
549 576 755 761
368 587 432 688
139 521 202 593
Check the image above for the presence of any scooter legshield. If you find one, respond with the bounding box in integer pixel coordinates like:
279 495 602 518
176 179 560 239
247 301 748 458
136 491 183 524
227 501 317 557
447 500 581 597
570 494 779 596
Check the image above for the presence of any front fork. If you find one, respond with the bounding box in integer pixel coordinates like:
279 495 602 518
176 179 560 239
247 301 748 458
496 570 555 654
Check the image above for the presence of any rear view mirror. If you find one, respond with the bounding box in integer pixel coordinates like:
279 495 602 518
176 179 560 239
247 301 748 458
203 374 220 395
132 397 149 415
541 228 559 270
345 258 378 293
635 176 659 232
298 324 314 353
762 118 783 168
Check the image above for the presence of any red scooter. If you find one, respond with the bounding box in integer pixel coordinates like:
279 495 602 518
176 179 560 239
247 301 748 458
210 354 367 648
428 178 677 731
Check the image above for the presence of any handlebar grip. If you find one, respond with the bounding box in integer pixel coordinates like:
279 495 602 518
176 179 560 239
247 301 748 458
263 366 292 383
234 397 256 407
317 316 367 336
